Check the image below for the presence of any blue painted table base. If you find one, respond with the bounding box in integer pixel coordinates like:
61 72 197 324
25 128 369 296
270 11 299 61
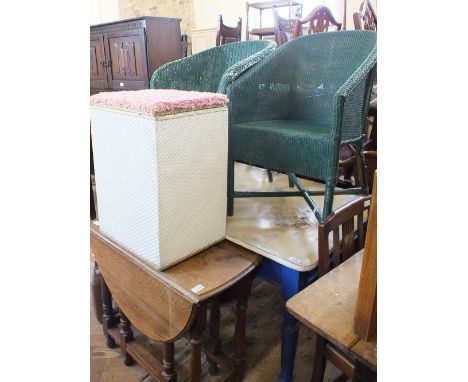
257 258 318 382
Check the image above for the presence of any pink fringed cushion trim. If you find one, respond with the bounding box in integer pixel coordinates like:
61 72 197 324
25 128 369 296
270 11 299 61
90 89 228 115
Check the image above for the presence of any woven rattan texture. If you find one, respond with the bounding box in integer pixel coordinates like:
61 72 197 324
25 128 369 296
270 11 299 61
91 109 160 267
91 106 228 270
227 31 377 183
149 40 277 94
155 108 228 268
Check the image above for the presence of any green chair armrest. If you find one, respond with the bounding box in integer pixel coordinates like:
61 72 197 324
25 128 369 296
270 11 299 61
334 44 377 142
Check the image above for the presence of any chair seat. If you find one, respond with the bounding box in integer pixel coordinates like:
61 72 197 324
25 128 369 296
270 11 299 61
286 250 364 353
230 119 334 181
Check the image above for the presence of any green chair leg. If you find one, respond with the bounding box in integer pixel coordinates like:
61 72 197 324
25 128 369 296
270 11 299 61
267 168 273 183
322 181 336 221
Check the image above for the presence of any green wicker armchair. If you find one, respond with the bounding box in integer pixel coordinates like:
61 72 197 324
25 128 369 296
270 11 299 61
150 40 276 94
227 30 377 223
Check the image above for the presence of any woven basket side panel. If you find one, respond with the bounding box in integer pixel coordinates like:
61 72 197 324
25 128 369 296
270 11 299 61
91 109 161 267
156 109 228 269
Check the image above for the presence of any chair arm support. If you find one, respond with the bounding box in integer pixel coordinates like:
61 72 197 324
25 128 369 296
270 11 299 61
332 45 377 141
336 46 376 99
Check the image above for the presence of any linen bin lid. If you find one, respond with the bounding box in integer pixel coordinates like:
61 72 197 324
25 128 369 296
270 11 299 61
90 89 228 115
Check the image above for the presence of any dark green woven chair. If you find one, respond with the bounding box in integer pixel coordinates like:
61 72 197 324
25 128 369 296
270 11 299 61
227 30 377 223
150 40 276 93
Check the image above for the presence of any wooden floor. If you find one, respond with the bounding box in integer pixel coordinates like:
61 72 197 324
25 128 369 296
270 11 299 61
91 276 344 382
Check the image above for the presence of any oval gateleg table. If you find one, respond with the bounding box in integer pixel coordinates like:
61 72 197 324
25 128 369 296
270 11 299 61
91 221 261 382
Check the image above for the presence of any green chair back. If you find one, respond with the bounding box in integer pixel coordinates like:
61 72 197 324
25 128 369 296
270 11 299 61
150 40 277 94
228 31 376 142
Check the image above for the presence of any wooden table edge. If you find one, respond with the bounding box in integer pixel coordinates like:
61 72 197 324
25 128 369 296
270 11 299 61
91 223 262 304
226 234 317 272
286 305 360 356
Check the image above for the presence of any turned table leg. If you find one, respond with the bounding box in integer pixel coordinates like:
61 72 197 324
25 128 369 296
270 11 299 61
233 274 254 379
162 342 177 382
119 308 134 366
207 297 221 375
101 275 116 348
190 303 207 382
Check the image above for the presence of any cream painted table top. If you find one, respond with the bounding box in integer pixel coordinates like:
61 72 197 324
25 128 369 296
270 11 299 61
226 163 361 272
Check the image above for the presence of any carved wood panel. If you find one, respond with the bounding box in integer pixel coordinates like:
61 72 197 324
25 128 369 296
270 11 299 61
106 28 148 90
306 7 341 33
361 3 377 31
354 0 377 31
293 5 341 39
90 34 108 90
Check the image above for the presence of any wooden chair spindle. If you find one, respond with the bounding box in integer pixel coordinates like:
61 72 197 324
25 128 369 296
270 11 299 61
332 228 341 271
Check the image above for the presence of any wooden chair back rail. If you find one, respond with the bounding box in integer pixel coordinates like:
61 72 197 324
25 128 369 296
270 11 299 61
353 0 377 31
318 196 371 277
293 5 342 39
216 15 242 46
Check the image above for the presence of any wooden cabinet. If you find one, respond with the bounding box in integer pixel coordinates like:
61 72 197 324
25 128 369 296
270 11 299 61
90 16 183 94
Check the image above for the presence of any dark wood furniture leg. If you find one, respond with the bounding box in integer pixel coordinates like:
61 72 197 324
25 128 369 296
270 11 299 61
207 298 221 375
119 308 135 366
91 261 103 324
354 360 377 382
90 181 96 220
311 336 327 382
162 342 177 382
101 275 116 348
190 303 207 382
233 274 254 380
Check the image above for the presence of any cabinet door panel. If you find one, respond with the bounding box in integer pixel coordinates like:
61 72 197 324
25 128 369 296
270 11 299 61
90 34 108 90
106 29 148 90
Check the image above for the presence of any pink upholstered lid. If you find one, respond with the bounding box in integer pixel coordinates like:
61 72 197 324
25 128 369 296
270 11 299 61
90 89 228 115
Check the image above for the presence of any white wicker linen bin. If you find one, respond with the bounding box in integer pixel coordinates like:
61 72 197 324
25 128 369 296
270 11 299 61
91 89 229 270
